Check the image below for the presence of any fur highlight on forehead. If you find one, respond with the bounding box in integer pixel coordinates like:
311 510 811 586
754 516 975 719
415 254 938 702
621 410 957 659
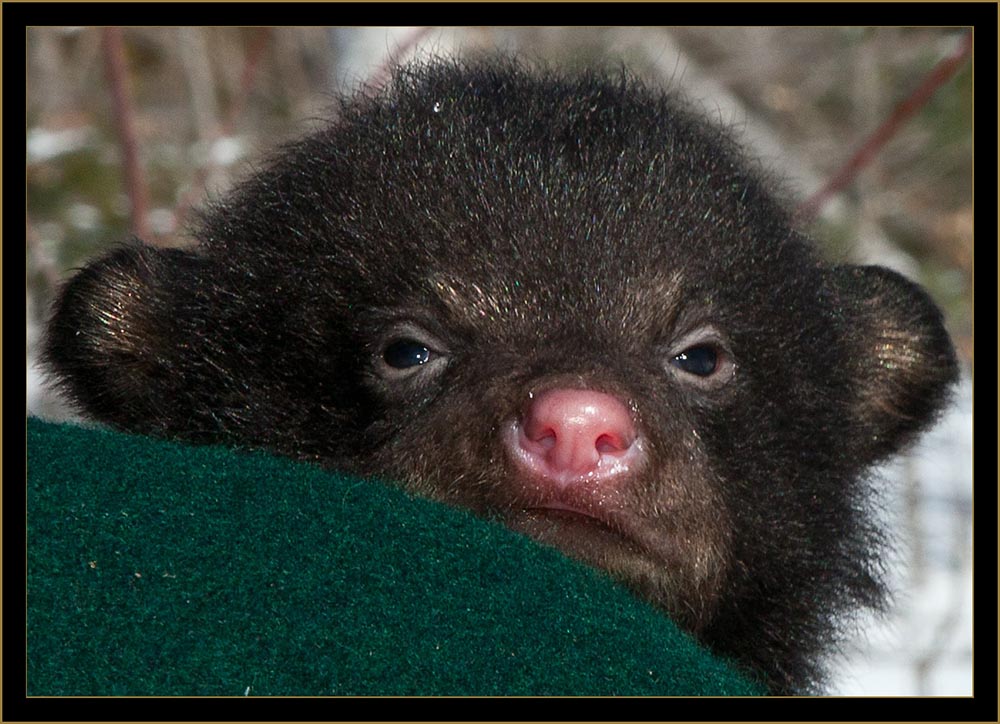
197 57 799 291
430 274 519 326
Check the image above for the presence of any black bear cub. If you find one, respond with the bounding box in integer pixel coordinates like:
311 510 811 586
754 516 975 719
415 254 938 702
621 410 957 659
44 58 958 694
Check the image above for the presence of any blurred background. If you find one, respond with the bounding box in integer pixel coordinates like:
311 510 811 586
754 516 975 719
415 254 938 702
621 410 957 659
25 26 974 696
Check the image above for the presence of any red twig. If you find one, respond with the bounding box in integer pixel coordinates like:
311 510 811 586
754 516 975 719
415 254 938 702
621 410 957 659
101 27 151 241
225 27 272 138
794 31 972 225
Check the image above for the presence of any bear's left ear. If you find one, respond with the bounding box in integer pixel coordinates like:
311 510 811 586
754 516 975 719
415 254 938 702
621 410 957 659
822 264 959 464
42 242 213 434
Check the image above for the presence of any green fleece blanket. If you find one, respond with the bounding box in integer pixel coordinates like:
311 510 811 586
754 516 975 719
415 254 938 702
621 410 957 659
26 418 764 696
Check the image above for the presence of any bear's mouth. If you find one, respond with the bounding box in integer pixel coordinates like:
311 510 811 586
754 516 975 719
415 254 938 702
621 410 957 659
506 502 653 563
524 501 606 523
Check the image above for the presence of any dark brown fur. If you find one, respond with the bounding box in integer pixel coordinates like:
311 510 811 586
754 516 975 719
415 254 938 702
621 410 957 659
43 58 958 693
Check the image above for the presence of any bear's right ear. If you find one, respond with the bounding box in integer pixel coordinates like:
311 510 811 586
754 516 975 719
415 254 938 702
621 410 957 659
821 264 959 465
42 243 209 433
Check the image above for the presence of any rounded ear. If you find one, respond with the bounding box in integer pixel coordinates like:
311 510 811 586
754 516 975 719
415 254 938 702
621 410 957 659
42 243 207 431
823 265 959 463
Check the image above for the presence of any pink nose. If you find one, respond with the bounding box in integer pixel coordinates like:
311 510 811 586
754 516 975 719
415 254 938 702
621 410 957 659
508 388 642 486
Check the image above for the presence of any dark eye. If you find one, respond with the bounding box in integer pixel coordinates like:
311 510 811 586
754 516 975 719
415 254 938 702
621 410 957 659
670 345 719 377
382 339 432 369
374 323 449 383
665 326 735 389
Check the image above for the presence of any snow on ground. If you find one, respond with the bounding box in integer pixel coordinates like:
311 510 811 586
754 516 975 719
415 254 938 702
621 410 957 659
829 373 974 696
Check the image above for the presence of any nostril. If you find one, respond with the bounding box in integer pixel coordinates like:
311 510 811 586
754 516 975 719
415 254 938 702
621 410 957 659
523 417 558 448
534 429 557 450
508 388 642 485
595 433 626 454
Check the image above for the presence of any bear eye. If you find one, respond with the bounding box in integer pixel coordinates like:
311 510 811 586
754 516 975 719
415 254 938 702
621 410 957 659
665 327 735 389
382 339 433 369
670 345 719 377
374 323 449 383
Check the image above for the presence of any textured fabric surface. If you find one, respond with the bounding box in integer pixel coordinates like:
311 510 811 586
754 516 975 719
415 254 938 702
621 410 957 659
26 418 764 696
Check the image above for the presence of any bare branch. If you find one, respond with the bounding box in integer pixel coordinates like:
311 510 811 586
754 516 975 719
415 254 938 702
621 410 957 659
795 31 972 224
101 27 151 241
